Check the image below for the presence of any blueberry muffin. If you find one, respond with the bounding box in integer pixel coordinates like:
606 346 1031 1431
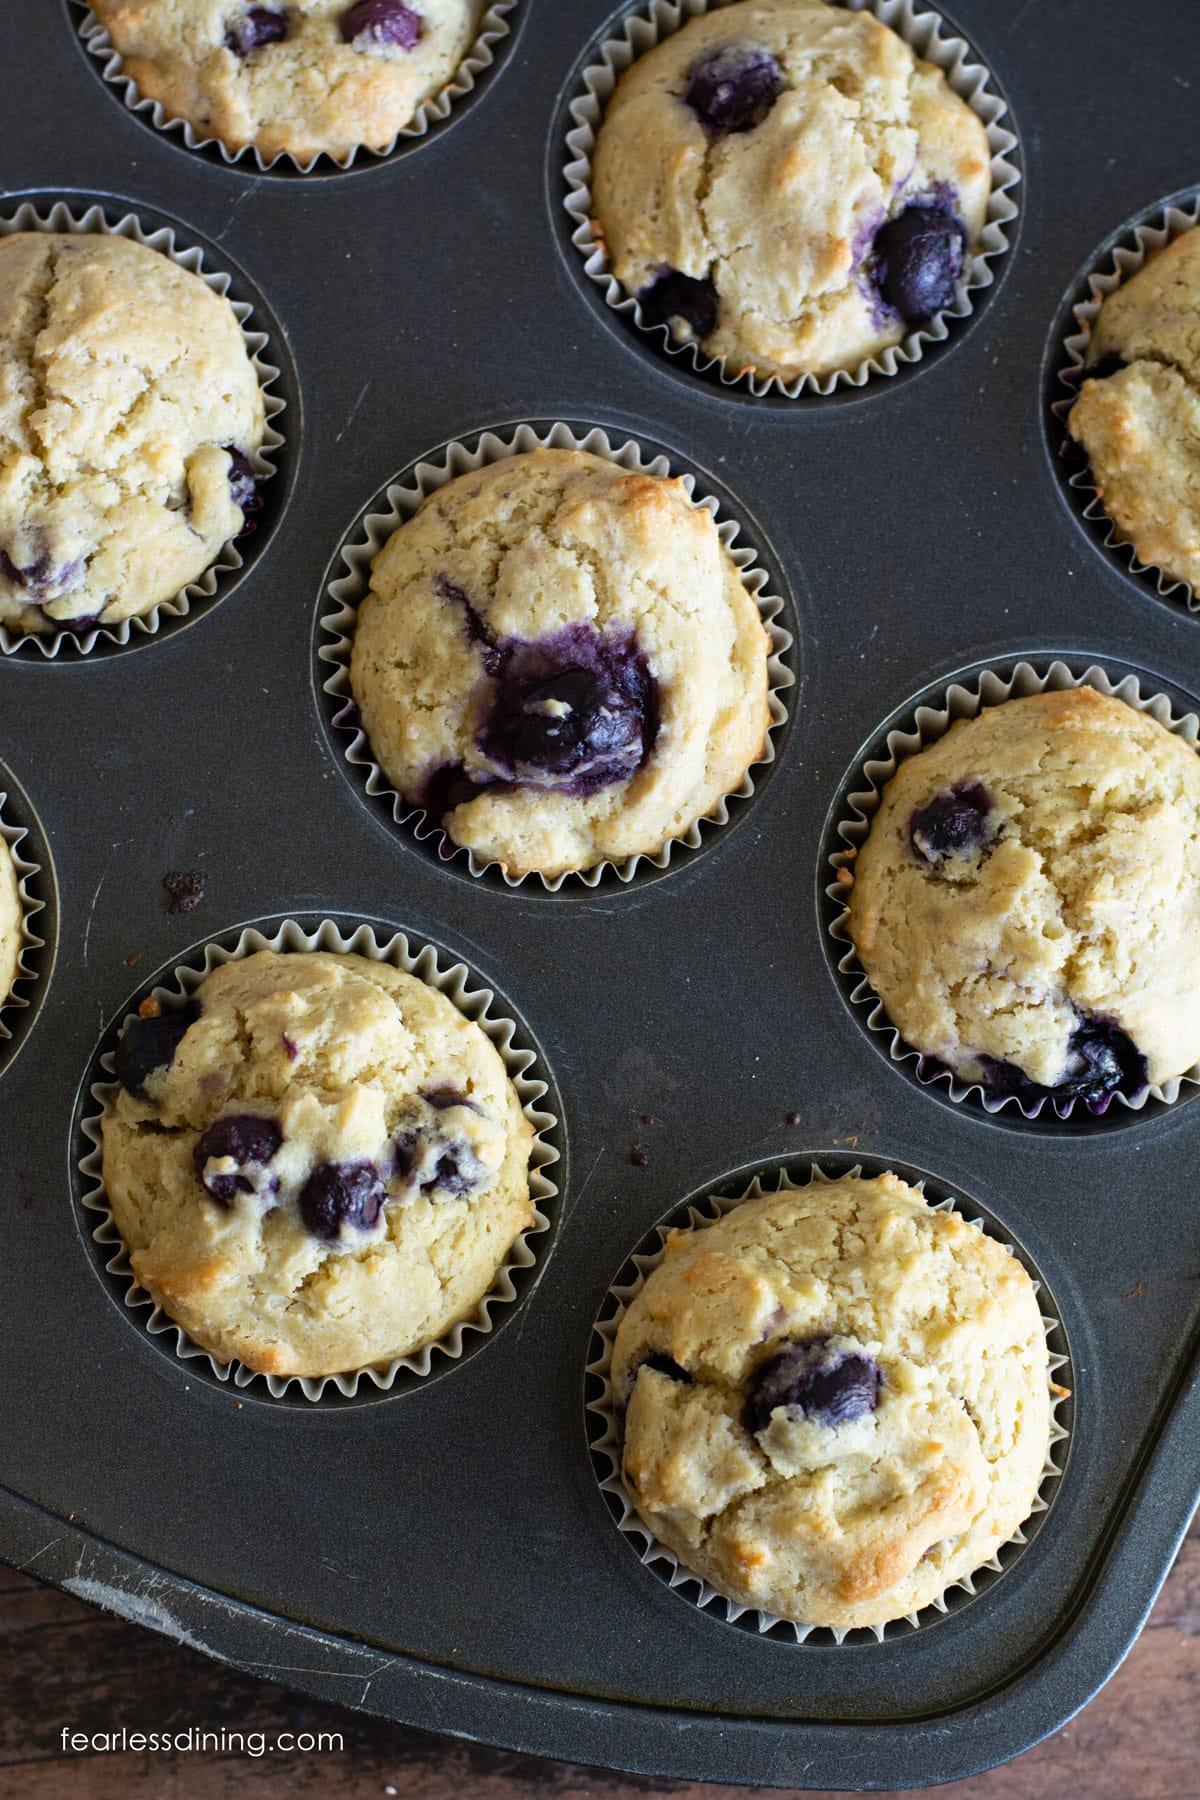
846 686 1200 1109
91 0 482 163
0 233 265 637
349 447 773 879
612 1174 1052 1631
591 0 991 382
0 832 22 1012
1069 226 1200 590
101 949 535 1378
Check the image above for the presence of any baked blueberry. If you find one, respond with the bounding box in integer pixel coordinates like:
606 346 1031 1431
298 1159 386 1239
482 624 658 791
225 448 264 528
685 43 782 134
339 0 422 47
192 1113 282 1205
421 1085 474 1111
909 781 995 866
114 1000 200 1100
226 6 290 55
0 546 84 604
743 1337 881 1435
872 201 967 323
980 1014 1148 1110
424 1141 486 1196
638 268 720 341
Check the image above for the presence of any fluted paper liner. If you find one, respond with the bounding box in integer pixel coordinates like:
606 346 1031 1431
0 780 49 1072
77 917 560 1402
318 419 794 890
587 1160 1071 1643
0 199 286 659
564 0 1020 397
76 1 517 174
1052 188 1200 614
826 659 1200 1119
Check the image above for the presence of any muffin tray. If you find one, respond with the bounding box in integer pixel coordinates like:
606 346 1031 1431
2 0 1198 1787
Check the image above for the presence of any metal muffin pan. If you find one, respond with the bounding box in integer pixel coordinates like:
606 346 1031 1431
1 0 1197 1788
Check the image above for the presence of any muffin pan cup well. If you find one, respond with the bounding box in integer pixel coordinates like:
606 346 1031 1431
1045 185 1200 618
0 194 295 660
0 763 57 1079
72 915 564 1406
4 0 1200 1786
587 1152 1071 1645
71 0 521 178
822 655 1200 1133
560 0 1020 403
315 418 795 895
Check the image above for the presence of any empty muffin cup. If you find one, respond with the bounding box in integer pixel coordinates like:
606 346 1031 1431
317 419 794 891
0 197 287 659
825 658 1200 1125
563 0 1020 398
76 916 562 1403
75 0 518 174
587 1155 1070 1642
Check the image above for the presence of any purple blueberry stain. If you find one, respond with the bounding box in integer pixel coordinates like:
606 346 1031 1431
871 197 967 323
637 268 720 342
435 574 499 673
226 6 290 55
1 540 86 606
685 42 783 134
298 1159 387 1240
114 1000 200 1100
979 1013 1148 1112
282 1033 299 1062
192 1113 282 1206
421 1086 476 1112
743 1337 881 1436
482 623 658 790
225 448 264 538
339 0 422 48
909 781 995 868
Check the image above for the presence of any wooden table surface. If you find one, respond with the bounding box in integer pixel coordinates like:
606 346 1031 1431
1 1513 1194 1800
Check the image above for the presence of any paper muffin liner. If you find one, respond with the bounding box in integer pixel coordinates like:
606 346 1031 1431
317 419 794 891
586 1157 1071 1644
0 775 51 1075
0 198 287 660
75 0 517 175
563 0 1020 398
825 657 1200 1121
75 916 561 1403
1050 188 1200 614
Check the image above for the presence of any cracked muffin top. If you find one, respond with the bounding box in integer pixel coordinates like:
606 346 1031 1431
591 0 991 381
1069 225 1200 590
349 447 773 880
611 1174 1052 1631
0 232 264 636
91 0 482 163
101 950 535 1378
845 686 1200 1110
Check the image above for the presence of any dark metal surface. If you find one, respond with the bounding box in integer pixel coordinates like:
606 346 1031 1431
0 0 1197 1788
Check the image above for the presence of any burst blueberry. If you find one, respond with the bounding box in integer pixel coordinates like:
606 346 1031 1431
980 1014 1148 1110
743 1337 881 1435
192 1114 282 1205
638 268 720 342
114 1001 200 1099
685 43 783 134
339 0 422 47
482 623 658 790
909 781 995 867
872 201 966 323
298 1160 386 1239
226 6 289 54
225 448 263 524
